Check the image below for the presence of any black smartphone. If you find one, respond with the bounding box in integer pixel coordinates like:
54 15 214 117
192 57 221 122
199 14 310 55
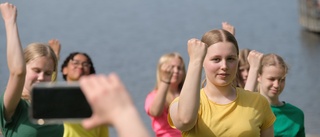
30 82 92 125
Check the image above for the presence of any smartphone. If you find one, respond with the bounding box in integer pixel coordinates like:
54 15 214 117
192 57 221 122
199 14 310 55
30 82 92 125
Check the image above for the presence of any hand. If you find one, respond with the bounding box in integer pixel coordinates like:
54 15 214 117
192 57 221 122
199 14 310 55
0 2 17 24
160 63 173 83
80 74 135 129
247 50 263 70
222 22 235 36
187 38 207 63
48 39 61 59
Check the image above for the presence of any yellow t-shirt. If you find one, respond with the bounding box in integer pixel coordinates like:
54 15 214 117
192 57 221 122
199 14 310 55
63 123 109 137
168 88 276 137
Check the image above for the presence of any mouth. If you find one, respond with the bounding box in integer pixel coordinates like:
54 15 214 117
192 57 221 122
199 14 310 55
75 69 84 74
217 73 229 78
270 89 279 94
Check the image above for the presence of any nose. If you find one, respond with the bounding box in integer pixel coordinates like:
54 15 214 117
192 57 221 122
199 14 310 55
173 66 179 73
273 80 280 88
76 64 84 68
37 72 45 82
221 60 228 70
243 69 249 77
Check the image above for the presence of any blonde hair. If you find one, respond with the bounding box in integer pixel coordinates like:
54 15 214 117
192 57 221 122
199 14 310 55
259 53 288 75
200 29 239 87
155 52 186 91
22 43 58 100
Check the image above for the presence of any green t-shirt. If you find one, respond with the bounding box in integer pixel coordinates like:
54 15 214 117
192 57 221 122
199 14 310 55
0 94 64 137
272 102 305 137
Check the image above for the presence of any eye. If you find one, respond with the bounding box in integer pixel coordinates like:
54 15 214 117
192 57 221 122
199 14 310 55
280 78 286 82
32 68 41 73
227 57 236 62
45 71 53 76
268 78 275 81
82 62 91 67
211 58 221 62
74 61 81 65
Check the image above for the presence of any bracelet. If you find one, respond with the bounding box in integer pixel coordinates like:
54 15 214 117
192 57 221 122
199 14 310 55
161 80 171 84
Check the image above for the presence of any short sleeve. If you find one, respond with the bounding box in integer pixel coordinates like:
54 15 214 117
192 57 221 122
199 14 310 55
260 96 276 130
144 91 156 116
167 97 180 128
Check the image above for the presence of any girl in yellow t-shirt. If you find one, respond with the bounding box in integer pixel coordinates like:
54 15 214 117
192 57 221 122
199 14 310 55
61 51 109 137
168 28 275 137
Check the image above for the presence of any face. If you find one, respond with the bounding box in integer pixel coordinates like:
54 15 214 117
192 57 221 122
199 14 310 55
168 57 185 85
203 42 238 87
239 65 249 85
25 56 55 91
63 54 92 81
258 66 286 99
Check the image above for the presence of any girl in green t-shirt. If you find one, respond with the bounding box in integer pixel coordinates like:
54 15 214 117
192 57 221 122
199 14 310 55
0 3 63 137
258 53 305 137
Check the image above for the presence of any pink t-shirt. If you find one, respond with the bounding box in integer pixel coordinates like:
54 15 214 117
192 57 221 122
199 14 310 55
145 90 181 137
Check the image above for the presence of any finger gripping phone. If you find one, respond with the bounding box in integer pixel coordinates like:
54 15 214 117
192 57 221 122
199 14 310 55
30 82 92 125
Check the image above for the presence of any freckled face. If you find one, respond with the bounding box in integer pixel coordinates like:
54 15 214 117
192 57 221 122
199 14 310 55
25 56 55 91
203 42 238 87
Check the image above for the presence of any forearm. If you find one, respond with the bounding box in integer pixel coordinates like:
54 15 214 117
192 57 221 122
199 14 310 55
3 20 26 120
113 106 150 137
148 83 169 116
260 125 274 137
5 22 25 74
176 61 202 127
244 67 258 92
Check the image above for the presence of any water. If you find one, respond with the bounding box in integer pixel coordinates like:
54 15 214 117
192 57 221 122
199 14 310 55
0 0 319 136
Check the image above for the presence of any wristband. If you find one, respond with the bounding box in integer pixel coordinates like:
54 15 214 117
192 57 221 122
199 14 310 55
161 80 171 84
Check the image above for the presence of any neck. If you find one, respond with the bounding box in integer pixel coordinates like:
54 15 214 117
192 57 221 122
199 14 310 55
168 82 180 93
261 93 283 106
269 98 283 106
204 83 236 104
22 87 31 100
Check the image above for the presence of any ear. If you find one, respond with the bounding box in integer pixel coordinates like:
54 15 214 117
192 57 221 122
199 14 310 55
62 67 68 75
257 74 261 82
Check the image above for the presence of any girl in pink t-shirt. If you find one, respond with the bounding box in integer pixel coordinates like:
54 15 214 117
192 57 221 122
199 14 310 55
145 52 186 137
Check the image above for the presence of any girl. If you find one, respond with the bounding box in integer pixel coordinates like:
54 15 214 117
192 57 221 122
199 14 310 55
0 3 63 137
145 52 186 137
168 29 275 137
61 52 109 137
258 53 305 137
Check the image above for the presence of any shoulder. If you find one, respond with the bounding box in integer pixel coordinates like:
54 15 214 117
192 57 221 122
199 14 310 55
237 88 266 100
284 103 304 115
145 90 157 101
236 88 269 106
144 90 157 112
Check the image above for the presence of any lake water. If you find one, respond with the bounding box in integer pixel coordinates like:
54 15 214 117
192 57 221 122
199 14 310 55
0 0 319 136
